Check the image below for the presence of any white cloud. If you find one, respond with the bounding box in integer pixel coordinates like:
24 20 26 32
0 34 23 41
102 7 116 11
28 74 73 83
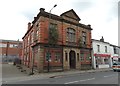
77 0 118 45
0 0 118 45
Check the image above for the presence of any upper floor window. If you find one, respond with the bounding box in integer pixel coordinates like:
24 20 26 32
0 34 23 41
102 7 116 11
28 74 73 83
97 45 100 52
31 31 34 43
66 28 75 42
82 31 86 45
49 23 58 44
114 47 118 54
49 23 57 30
28 36 30 45
35 23 39 39
105 46 107 53
36 29 39 38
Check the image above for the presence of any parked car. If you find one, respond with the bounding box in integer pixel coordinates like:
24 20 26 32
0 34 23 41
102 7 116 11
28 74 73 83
112 62 120 72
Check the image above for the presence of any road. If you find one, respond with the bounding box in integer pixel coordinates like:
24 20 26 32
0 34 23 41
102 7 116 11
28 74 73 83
6 70 119 84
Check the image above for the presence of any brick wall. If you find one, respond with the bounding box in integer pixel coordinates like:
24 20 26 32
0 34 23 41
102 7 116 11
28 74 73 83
22 8 92 71
0 40 22 62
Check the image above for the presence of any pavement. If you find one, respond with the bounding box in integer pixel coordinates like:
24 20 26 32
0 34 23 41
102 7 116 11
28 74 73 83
1 63 113 84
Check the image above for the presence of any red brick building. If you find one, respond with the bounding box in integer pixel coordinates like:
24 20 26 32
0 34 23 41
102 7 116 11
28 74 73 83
0 39 22 63
22 8 92 72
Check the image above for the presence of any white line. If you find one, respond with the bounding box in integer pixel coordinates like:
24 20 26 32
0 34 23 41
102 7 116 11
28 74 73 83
64 78 95 84
79 78 95 82
87 78 95 81
65 81 79 84
103 74 115 78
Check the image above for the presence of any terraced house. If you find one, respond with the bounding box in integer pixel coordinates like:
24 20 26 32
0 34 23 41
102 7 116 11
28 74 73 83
22 8 92 73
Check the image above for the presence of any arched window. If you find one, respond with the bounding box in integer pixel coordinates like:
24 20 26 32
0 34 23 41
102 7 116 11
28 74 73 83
66 28 75 42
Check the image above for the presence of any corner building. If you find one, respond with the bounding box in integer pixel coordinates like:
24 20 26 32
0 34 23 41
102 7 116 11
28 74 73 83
22 8 92 73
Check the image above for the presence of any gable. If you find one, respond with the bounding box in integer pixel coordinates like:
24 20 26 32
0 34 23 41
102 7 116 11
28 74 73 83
60 9 81 21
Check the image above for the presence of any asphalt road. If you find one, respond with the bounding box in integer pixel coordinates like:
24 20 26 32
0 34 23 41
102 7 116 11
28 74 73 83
7 70 119 84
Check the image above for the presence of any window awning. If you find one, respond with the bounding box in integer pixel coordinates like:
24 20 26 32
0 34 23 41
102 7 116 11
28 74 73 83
94 53 111 57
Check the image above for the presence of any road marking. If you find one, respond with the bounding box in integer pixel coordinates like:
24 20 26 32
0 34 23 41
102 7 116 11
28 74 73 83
104 74 116 78
64 81 79 84
64 78 95 84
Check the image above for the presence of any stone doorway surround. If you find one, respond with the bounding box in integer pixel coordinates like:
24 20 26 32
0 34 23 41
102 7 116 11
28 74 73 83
63 47 81 70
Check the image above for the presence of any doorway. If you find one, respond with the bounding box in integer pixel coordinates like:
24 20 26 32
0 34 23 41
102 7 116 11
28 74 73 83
69 50 76 69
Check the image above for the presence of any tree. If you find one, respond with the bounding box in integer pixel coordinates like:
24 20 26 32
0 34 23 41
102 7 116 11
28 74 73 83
48 27 59 45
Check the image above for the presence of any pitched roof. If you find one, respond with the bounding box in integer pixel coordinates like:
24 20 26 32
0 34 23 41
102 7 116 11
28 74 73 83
60 9 81 21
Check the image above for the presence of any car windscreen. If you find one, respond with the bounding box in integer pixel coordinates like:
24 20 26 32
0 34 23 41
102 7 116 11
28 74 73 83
113 62 120 65
113 63 118 65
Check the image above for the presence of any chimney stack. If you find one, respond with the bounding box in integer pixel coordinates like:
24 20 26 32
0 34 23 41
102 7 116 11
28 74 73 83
39 8 45 12
100 36 104 42
28 22 31 30
88 24 91 28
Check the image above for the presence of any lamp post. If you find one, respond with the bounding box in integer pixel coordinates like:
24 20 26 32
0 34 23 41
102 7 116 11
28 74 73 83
47 4 57 72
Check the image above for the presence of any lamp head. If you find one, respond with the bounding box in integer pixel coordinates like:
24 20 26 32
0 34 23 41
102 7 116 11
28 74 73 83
54 4 57 7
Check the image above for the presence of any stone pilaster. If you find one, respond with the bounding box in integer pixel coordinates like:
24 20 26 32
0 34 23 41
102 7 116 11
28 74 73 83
37 46 44 73
63 49 70 70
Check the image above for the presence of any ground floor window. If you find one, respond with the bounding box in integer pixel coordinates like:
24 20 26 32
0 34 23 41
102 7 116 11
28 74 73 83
45 52 51 61
80 50 91 62
80 53 84 61
86 53 91 60
44 48 62 63
55 52 61 62
96 57 109 65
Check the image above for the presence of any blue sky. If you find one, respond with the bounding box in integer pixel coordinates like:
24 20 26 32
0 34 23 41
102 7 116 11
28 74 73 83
0 0 119 45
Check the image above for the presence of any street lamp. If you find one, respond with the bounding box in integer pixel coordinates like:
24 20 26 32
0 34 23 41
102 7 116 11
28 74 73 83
49 4 57 13
47 4 57 72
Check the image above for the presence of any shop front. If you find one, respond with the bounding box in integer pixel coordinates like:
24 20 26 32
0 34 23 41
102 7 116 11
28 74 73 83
94 53 111 68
